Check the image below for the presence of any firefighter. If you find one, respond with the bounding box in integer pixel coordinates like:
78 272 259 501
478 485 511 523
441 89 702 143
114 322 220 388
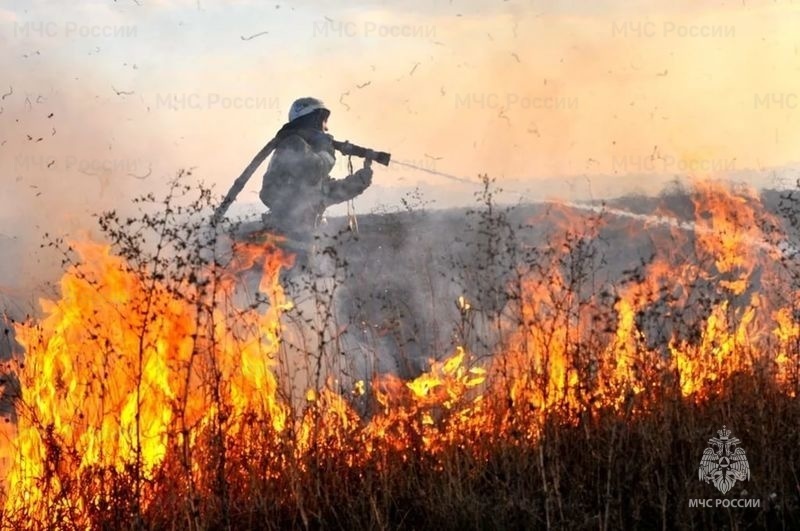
259 97 374 242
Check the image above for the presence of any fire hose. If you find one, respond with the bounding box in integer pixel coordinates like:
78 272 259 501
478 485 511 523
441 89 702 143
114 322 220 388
211 137 391 224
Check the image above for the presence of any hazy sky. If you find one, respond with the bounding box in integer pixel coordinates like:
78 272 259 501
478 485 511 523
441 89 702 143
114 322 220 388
1 0 800 230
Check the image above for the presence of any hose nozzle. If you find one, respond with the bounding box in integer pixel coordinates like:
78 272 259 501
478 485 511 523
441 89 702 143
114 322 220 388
332 140 391 166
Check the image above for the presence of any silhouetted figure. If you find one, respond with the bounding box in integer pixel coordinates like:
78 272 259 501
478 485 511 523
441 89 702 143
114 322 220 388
260 97 373 244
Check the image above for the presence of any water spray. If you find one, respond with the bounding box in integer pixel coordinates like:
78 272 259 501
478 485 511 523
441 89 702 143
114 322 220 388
389 160 478 185
388 157 799 257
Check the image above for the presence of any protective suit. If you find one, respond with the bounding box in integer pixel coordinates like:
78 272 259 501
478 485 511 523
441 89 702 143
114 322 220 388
259 102 372 241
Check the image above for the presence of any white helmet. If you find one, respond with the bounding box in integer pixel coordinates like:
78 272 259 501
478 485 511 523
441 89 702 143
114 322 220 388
288 97 329 122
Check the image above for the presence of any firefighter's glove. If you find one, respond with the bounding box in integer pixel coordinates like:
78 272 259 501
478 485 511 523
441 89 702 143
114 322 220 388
354 166 373 189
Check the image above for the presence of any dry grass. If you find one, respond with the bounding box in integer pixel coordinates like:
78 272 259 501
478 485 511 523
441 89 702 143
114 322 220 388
1 176 799 530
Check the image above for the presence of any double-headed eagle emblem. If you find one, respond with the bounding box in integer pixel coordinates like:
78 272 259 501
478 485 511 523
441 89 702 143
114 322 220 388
699 426 750 494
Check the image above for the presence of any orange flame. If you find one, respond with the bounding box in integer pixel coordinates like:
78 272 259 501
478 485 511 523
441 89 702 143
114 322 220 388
0 180 798 526
4 239 293 522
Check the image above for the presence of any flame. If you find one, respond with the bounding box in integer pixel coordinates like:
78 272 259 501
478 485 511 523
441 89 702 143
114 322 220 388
4 239 293 523
0 180 798 526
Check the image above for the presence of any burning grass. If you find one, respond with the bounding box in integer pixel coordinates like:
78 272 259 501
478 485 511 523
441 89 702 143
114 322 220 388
0 178 799 529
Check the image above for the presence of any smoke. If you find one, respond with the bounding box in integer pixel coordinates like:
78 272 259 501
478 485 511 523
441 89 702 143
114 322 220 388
2 0 799 320
0 54 150 312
